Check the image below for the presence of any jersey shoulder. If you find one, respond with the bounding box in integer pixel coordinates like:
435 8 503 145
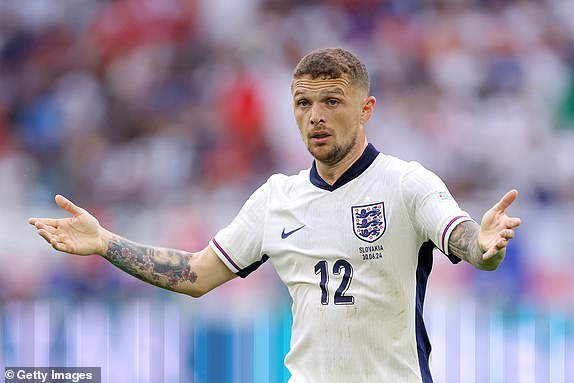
372 153 427 180
372 154 446 204
266 168 311 191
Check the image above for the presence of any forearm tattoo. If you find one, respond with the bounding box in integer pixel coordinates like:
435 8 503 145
104 236 197 291
448 221 484 267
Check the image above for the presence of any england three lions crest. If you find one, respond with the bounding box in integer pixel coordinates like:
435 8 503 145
352 202 386 243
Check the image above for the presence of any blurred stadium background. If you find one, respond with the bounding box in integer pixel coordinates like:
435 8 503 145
0 0 573 382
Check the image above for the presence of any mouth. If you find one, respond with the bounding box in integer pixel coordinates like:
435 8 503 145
310 131 332 144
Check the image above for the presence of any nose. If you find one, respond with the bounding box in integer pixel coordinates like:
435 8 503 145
309 104 324 125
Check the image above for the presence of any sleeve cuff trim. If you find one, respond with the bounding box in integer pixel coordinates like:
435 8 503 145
441 215 473 254
211 238 241 272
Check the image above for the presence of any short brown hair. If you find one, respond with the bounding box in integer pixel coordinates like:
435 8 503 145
292 48 370 94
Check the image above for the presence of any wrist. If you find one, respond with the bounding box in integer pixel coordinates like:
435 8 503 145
99 228 114 257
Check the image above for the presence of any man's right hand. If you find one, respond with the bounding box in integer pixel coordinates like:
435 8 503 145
28 195 108 256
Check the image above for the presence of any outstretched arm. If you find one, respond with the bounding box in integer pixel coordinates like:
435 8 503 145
448 189 521 270
101 234 236 297
29 195 236 297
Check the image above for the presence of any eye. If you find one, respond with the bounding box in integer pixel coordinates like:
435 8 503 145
327 99 339 106
297 99 310 107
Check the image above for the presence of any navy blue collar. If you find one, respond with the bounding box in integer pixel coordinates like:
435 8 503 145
310 143 380 191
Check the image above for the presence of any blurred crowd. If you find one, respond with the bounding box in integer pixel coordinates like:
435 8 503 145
1 0 573 303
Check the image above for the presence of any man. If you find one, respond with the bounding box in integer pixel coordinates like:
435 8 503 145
29 48 521 382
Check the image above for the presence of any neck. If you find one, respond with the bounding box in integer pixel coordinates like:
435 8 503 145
315 139 368 185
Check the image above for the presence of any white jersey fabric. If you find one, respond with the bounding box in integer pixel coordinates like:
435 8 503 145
210 144 472 383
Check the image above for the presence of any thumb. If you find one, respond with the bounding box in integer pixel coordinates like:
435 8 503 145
55 194 84 217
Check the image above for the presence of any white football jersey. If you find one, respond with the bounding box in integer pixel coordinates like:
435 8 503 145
210 144 472 383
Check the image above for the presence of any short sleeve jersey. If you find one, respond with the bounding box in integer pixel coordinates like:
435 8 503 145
210 144 472 383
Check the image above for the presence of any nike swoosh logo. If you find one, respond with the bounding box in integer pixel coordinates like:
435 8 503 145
281 225 305 239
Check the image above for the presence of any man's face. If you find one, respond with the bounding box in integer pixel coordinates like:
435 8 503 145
292 74 373 167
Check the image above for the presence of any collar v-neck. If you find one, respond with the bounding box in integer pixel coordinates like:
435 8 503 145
309 143 380 191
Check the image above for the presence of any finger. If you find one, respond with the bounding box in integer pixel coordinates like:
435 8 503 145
37 228 56 245
499 229 514 240
506 217 521 229
492 189 518 213
34 221 58 234
492 238 508 254
482 247 496 261
55 194 84 217
50 239 68 253
29 217 61 228
483 242 506 261
497 237 508 249
35 227 69 253
41 232 69 253
484 236 510 258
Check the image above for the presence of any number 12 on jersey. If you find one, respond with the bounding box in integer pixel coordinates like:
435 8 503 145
314 259 355 305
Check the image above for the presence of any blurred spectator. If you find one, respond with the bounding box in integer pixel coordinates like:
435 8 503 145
0 0 573 303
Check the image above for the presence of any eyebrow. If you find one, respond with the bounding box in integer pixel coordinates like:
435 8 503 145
293 87 346 98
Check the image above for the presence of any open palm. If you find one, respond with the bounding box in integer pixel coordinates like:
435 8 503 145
477 189 521 261
28 195 106 256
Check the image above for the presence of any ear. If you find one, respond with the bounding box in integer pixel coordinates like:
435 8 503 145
360 96 376 124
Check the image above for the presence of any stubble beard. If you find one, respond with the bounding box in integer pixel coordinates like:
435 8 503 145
308 133 358 167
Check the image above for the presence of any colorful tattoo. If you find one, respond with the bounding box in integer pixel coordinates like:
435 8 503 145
104 236 197 291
